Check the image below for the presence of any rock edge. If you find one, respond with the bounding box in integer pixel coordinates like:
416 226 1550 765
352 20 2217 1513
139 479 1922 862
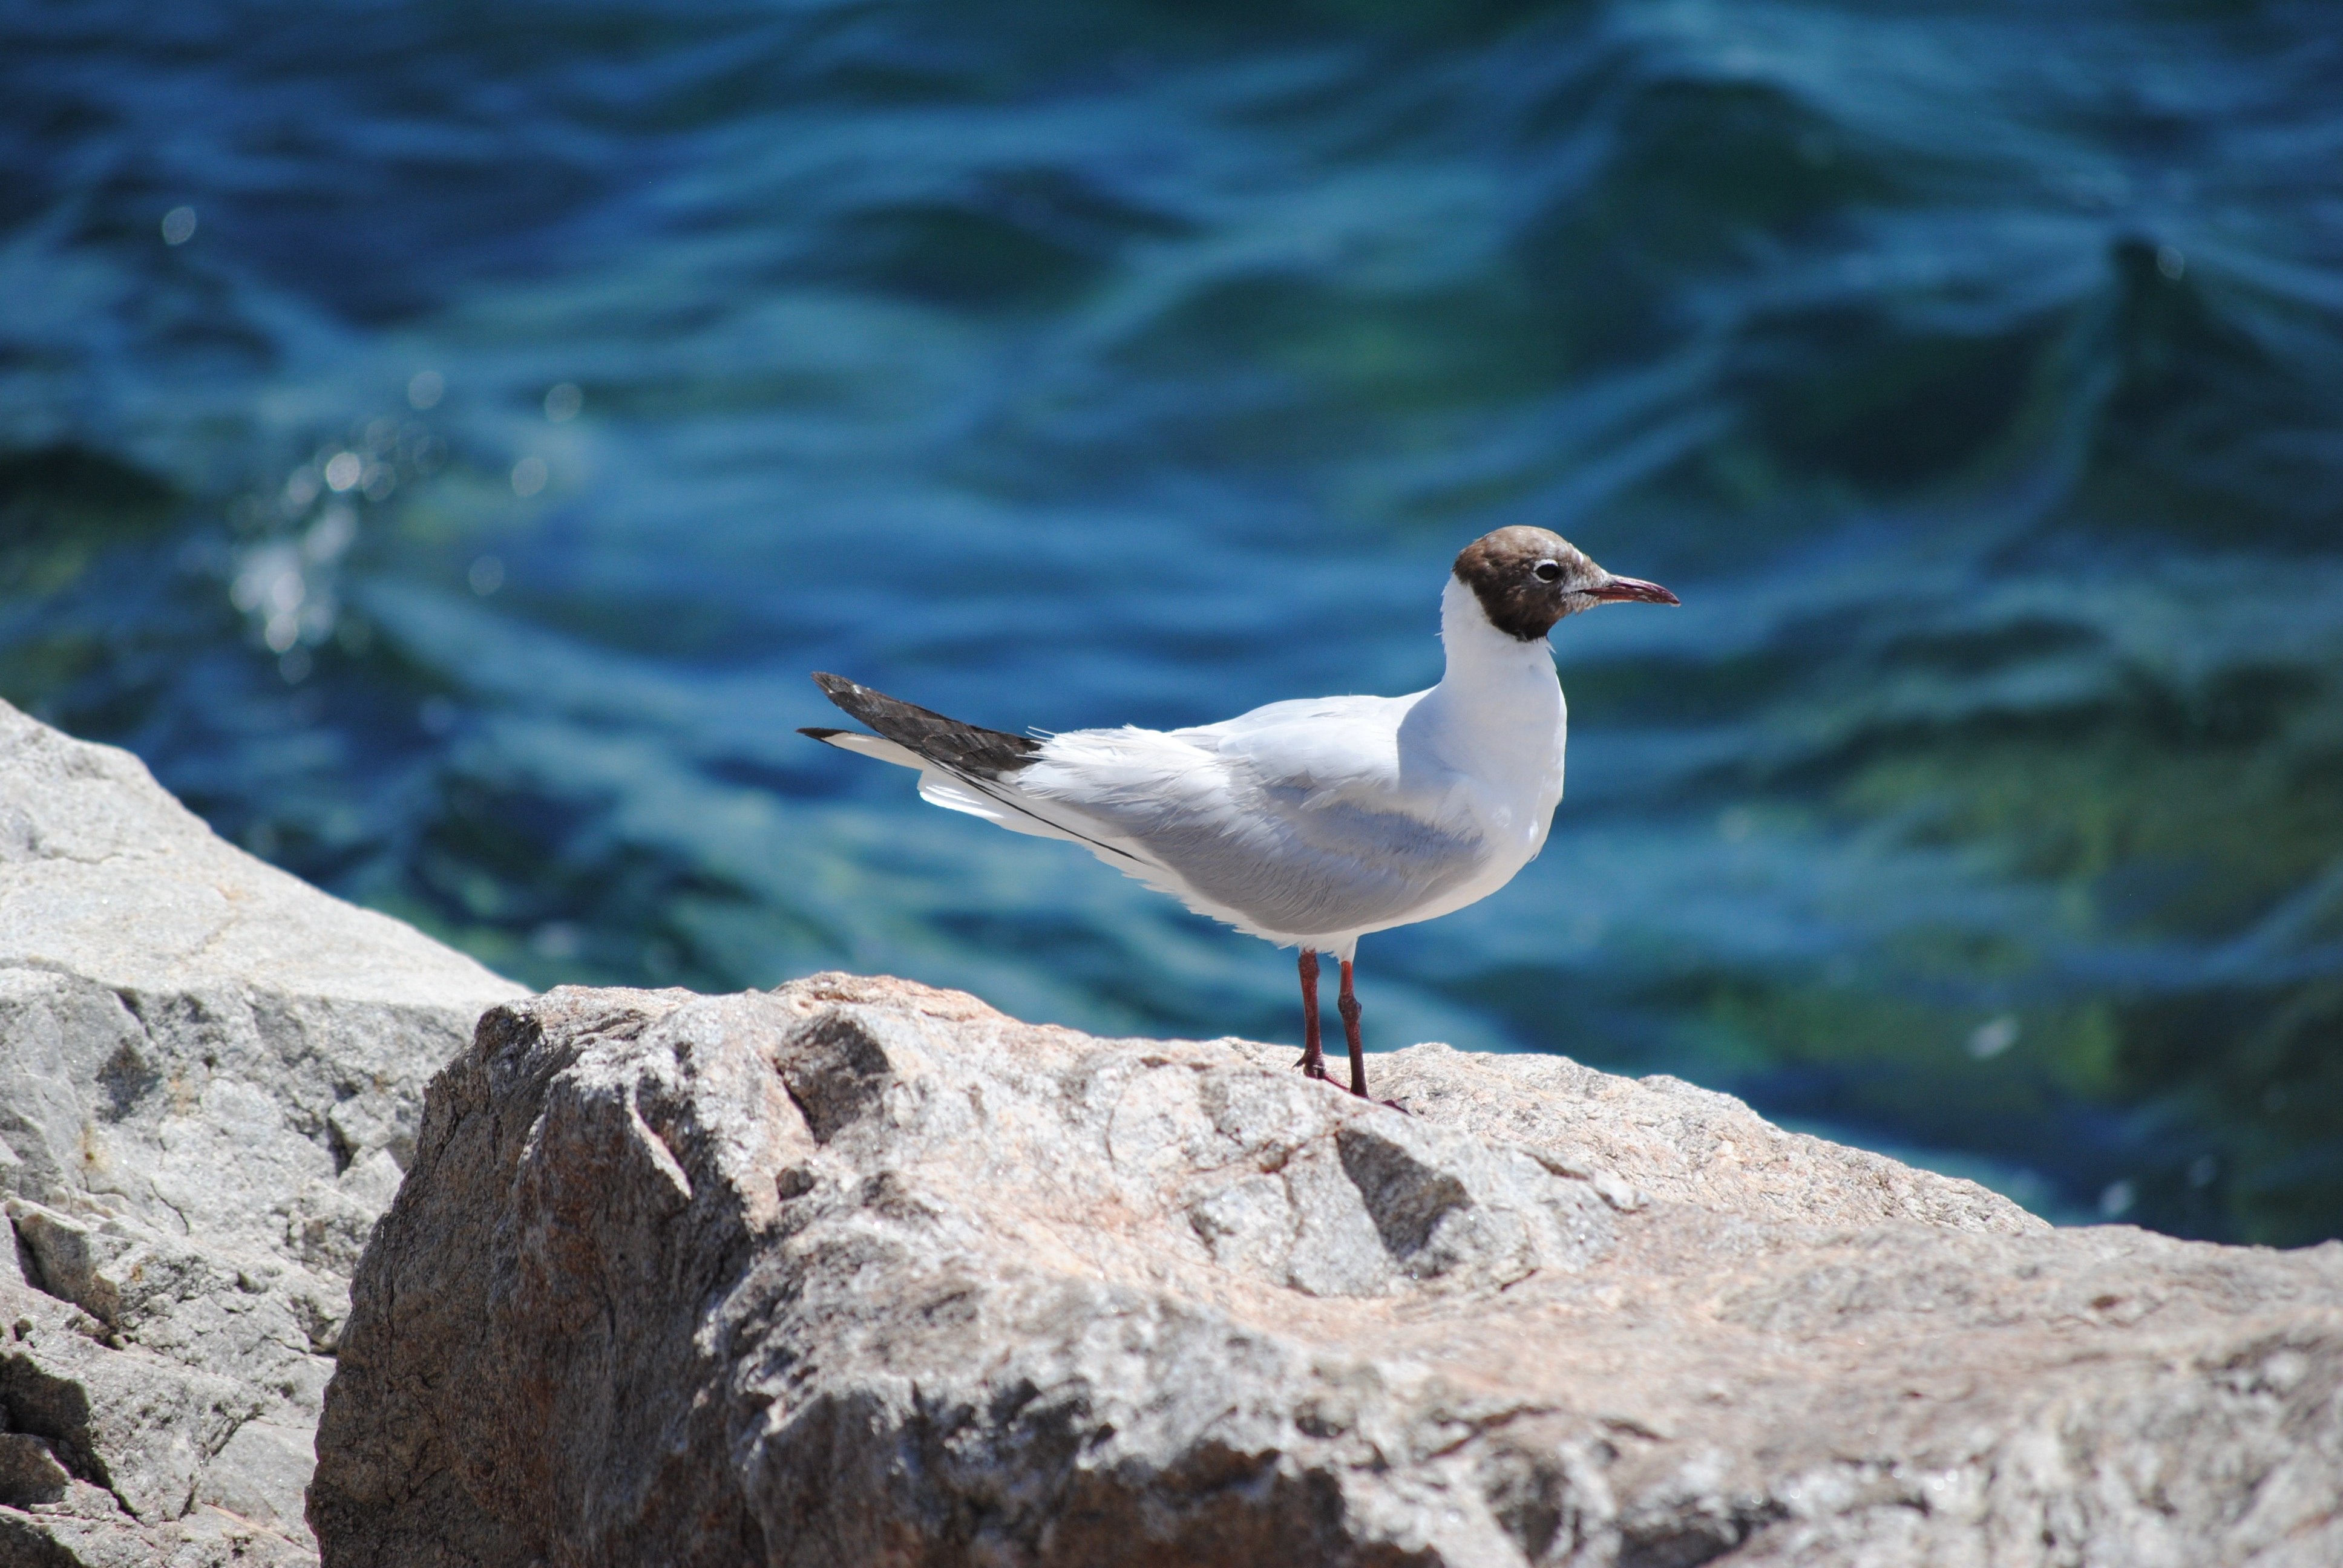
315 973 2343 1567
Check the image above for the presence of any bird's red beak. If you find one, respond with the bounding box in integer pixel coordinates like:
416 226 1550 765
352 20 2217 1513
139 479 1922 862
1587 575 1679 606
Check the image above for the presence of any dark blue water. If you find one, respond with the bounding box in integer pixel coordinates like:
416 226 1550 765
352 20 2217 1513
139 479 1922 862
5 0 2341 1243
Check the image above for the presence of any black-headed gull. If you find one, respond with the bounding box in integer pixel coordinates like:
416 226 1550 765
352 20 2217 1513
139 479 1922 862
802 526 1677 1099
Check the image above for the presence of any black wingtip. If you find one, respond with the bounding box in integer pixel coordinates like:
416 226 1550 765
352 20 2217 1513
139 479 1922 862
799 727 849 742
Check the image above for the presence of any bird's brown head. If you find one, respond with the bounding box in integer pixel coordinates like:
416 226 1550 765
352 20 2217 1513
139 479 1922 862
1452 526 1679 641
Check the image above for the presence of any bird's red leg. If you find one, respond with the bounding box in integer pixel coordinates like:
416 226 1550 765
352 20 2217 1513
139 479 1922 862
1297 949 1328 1080
1339 958 1366 1097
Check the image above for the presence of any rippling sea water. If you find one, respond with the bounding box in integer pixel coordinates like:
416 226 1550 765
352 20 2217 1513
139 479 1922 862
5 0 2340 1242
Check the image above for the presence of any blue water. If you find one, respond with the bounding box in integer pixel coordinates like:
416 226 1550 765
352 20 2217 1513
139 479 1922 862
5 0 2341 1242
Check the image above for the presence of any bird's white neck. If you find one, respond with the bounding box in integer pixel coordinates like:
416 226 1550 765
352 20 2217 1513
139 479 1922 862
1435 575 1561 695
1418 575 1568 780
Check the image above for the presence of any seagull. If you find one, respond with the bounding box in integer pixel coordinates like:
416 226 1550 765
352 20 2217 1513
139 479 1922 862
801 526 1677 1100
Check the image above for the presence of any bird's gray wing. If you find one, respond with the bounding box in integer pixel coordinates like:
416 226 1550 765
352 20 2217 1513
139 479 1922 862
1018 698 1489 938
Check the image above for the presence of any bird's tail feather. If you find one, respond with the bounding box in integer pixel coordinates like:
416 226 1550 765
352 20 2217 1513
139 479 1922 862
807 672 1041 779
803 672 1147 866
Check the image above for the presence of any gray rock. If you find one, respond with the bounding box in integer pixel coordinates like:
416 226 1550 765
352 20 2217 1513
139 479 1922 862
312 974 2343 1567
196 1419 320 1533
1 1308 258 1524
0 1497 316 1568
0 700 525 1562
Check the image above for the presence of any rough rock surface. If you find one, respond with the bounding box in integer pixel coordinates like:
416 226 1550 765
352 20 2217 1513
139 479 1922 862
315 975 2343 1567
0 700 526 1564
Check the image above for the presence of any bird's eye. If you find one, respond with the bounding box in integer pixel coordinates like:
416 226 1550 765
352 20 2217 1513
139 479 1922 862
1533 561 1564 583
